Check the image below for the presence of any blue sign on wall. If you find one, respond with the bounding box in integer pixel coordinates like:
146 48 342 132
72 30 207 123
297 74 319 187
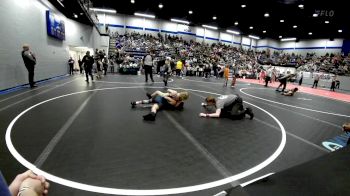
46 10 65 40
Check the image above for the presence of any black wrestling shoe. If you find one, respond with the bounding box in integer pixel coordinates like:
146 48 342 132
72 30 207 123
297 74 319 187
143 112 156 121
131 101 136 108
146 93 152 99
245 107 254 120
176 102 184 110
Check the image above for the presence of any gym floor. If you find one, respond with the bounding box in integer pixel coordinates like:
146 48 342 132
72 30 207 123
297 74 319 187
1 74 349 196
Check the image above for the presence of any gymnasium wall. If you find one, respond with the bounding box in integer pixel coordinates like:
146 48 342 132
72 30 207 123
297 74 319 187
256 38 343 56
0 0 102 90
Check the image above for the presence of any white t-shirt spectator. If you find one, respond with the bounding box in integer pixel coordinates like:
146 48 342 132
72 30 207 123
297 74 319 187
144 55 153 66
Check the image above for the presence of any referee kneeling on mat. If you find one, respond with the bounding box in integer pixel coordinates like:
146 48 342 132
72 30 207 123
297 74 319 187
199 94 254 120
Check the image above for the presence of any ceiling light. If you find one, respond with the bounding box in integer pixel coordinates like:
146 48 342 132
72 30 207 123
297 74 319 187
313 13 318 17
74 14 78 18
158 3 163 9
249 35 260 40
298 4 304 8
338 29 342 33
234 21 238 26
189 10 193 14
279 35 282 38
281 37 297 41
80 12 83 15
226 30 240 35
241 4 246 8
264 13 269 17
293 25 297 28
213 16 217 20
249 26 253 29
202 25 218 30
325 21 329 24
171 19 190 25
131 0 135 3
309 32 312 35
90 8 117 14
280 19 284 23
134 12 155 18
263 30 266 33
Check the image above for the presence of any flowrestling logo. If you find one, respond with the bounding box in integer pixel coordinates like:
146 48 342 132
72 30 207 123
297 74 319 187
322 141 343 152
322 132 349 151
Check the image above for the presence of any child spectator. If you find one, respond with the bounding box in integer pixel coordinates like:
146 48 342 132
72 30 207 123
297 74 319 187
223 65 230 87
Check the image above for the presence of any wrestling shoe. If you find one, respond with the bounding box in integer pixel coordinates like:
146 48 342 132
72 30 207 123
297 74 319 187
131 101 136 108
176 102 184 110
245 107 254 120
146 93 152 99
143 112 156 121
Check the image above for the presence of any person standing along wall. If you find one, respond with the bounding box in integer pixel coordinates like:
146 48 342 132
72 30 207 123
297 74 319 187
68 57 74 75
21 44 37 88
78 57 83 74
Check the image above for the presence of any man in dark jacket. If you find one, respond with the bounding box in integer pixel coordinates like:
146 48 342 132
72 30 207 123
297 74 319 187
68 57 74 75
21 44 37 88
82 51 94 82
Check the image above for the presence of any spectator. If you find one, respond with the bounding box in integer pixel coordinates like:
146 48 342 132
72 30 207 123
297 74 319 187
311 74 320 88
68 57 74 75
1 170 49 196
78 57 83 74
21 44 37 88
298 72 303 86
335 77 340 89
82 51 94 83
102 56 109 76
330 75 336 91
176 59 183 77
223 65 229 87
265 66 272 87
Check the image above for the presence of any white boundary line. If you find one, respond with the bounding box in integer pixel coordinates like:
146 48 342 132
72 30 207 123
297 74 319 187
93 78 174 85
182 78 250 85
0 76 73 103
240 173 275 187
0 78 79 112
191 84 332 152
235 79 350 104
240 87 350 118
6 86 286 195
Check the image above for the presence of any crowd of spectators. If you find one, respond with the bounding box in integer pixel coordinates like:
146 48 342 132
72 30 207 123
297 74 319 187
259 51 349 75
107 32 350 77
